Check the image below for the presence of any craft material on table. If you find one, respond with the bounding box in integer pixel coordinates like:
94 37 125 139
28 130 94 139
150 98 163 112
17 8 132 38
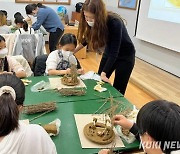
49 77 86 89
74 114 125 148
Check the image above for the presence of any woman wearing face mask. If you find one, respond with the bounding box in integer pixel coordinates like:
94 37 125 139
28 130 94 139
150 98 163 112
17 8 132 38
75 0 135 95
46 33 84 75
25 3 64 52
0 35 26 78
99 100 180 154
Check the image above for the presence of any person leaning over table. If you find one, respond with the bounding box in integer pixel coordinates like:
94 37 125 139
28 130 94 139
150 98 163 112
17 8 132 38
74 0 135 95
0 74 57 154
25 3 64 52
99 100 180 154
0 35 26 78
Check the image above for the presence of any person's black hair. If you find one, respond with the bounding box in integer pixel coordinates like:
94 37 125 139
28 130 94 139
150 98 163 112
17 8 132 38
14 17 28 32
25 3 46 14
59 33 77 47
14 12 23 19
137 100 180 153
0 35 5 42
25 4 37 15
0 10 7 18
0 74 25 137
37 3 46 8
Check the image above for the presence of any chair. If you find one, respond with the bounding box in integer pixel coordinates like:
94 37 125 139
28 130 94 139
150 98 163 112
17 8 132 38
13 33 46 65
32 54 48 76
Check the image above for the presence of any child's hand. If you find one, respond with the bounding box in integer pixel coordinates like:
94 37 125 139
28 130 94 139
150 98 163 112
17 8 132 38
77 68 84 75
112 115 133 130
66 68 71 74
98 149 110 154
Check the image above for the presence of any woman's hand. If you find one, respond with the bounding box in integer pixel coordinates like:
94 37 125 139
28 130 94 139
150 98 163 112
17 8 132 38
100 72 111 84
98 149 110 154
112 115 134 130
77 68 85 75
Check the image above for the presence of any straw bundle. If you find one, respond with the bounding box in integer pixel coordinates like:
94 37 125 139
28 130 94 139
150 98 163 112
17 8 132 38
23 102 56 114
58 88 86 96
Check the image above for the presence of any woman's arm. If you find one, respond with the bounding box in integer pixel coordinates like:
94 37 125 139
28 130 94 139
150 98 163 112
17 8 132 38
74 43 84 54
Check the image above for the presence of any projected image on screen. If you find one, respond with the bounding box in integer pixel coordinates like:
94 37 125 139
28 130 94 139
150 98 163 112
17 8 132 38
148 0 180 24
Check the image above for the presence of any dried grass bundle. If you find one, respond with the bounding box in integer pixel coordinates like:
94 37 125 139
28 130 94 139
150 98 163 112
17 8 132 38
61 64 79 86
58 88 86 96
23 102 56 114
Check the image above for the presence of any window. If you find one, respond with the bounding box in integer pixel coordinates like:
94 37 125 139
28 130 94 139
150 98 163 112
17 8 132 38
15 0 71 5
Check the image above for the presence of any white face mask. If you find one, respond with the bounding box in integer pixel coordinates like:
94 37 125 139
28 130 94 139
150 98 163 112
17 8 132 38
33 14 37 17
86 20 95 27
0 48 8 58
61 50 77 65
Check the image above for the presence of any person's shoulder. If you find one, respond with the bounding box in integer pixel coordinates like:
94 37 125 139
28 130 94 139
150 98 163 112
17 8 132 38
107 12 124 26
25 124 47 136
49 50 59 56
47 50 59 60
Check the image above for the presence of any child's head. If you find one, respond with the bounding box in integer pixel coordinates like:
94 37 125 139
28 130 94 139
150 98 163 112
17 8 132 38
137 100 180 153
59 33 77 52
0 74 25 137
0 35 6 49
14 12 23 19
14 16 28 32
0 11 7 26
0 35 8 58
0 10 7 18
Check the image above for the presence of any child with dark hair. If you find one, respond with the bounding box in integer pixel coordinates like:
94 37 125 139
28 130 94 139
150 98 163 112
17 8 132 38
14 16 34 34
0 10 7 18
14 12 34 34
46 33 84 75
0 74 57 153
0 35 26 78
0 11 10 34
14 12 32 27
14 12 23 19
99 100 180 154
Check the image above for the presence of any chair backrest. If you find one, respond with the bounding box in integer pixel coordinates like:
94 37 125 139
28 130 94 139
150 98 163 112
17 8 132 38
32 54 48 76
13 33 46 65
13 34 37 64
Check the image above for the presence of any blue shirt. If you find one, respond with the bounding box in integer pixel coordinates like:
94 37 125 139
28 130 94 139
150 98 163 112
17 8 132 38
32 7 64 32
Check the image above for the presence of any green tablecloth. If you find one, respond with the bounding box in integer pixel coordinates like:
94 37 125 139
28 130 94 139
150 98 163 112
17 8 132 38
21 96 140 154
24 76 123 104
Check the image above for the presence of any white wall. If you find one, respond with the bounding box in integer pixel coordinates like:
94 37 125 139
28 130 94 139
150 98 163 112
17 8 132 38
104 0 180 77
0 0 84 20
1 0 180 76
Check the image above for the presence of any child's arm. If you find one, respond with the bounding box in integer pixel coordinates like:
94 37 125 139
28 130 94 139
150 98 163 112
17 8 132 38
48 68 71 76
7 56 27 78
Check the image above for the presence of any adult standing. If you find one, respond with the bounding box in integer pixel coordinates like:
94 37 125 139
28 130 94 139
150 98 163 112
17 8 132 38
75 0 135 95
25 3 64 52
